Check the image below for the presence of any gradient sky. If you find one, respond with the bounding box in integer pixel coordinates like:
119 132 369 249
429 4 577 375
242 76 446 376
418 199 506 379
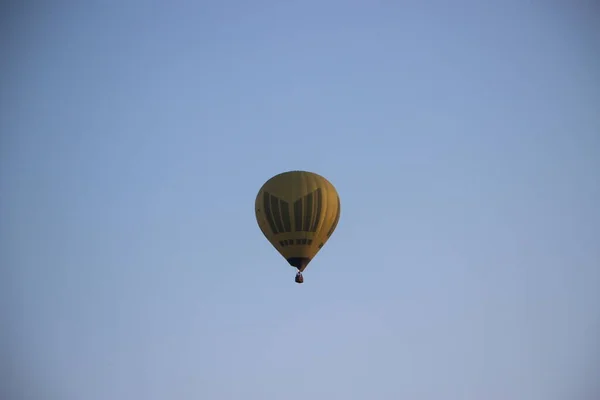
2 2 599 399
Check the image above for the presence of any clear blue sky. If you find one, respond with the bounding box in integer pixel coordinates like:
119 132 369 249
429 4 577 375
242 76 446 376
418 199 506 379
2 2 599 399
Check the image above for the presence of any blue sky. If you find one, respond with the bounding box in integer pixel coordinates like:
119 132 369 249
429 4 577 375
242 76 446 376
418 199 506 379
1 2 599 399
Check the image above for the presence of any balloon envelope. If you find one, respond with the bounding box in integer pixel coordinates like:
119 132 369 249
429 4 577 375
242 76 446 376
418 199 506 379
255 170 341 271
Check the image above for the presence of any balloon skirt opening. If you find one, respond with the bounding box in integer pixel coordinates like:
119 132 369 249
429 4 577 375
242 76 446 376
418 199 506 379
287 257 311 272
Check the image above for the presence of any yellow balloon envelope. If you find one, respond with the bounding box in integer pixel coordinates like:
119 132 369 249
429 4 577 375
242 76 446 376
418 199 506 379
255 171 341 281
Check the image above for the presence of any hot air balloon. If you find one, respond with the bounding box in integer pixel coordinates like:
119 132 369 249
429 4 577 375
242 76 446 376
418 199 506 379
255 170 341 284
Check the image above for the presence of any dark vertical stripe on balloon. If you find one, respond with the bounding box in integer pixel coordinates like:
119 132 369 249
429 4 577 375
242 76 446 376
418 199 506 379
294 197 303 231
326 195 341 237
303 191 313 231
281 201 292 232
263 192 279 234
310 189 322 232
271 196 284 233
